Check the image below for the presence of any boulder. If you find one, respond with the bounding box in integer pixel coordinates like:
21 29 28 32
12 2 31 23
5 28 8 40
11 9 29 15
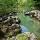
25 10 40 21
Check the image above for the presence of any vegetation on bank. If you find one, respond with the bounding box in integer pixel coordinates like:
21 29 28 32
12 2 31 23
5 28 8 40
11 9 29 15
34 0 40 10
0 0 34 14
0 0 40 14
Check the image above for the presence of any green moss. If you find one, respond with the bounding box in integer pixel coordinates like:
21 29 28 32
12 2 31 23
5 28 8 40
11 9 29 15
16 33 28 40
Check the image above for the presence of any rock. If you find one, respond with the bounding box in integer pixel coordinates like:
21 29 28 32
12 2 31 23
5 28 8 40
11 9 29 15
6 36 16 40
16 32 37 40
0 17 2 22
25 10 40 21
0 28 5 38
25 12 30 16
30 10 40 21
16 33 28 40
0 13 21 40
2 16 8 21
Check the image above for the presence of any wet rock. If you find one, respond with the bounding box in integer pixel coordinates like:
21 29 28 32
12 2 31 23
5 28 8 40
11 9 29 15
0 28 5 38
6 36 16 40
25 10 40 21
0 13 21 40
6 24 22 36
16 32 28 40
25 12 30 16
16 32 37 40
2 16 8 21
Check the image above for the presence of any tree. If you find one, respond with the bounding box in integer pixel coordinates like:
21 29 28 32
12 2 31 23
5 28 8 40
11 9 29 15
0 0 17 15
33 0 40 10
0 0 34 14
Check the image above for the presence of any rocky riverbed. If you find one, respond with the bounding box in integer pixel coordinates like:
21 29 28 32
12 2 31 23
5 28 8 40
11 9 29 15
0 12 38 40
3 32 37 40
0 13 22 40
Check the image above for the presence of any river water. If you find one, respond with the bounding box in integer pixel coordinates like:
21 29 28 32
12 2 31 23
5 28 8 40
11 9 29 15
18 13 40 39
20 25 29 32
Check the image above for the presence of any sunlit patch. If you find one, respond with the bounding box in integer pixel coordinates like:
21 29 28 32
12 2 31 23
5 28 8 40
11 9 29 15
22 0 26 3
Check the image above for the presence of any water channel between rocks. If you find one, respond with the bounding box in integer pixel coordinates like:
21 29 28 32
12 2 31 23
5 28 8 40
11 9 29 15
20 25 29 32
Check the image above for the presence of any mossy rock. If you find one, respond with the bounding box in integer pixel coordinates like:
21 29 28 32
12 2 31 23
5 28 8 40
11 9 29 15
16 33 28 40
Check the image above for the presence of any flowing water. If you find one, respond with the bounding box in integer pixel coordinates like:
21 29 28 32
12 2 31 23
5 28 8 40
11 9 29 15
18 13 40 39
20 25 29 32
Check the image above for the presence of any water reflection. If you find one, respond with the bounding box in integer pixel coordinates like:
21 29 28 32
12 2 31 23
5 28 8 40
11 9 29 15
20 25 29 32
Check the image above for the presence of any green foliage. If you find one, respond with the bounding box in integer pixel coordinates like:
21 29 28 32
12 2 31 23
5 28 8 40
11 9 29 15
16 33 28 40
0 0 17 14
33 0 40 10
18 0 34 12
0 0 34 14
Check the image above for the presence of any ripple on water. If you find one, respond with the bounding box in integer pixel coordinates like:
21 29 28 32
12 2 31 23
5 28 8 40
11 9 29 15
20 25 29 32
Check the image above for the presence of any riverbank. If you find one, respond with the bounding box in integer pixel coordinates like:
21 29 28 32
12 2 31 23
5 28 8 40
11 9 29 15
6 32 37 40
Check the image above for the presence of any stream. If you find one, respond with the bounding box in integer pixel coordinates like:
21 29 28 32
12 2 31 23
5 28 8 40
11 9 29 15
20 25 29 32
